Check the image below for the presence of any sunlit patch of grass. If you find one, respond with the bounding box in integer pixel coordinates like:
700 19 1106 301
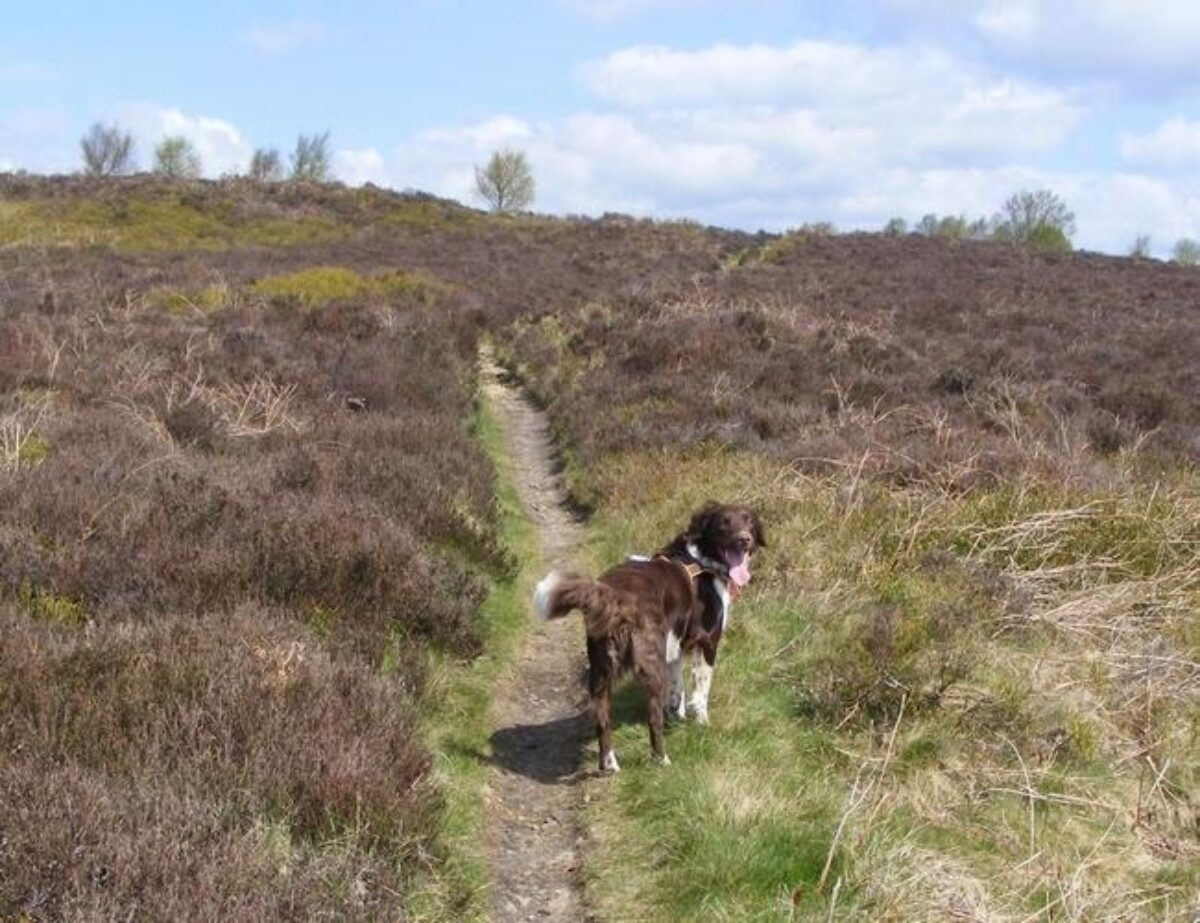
0 196 344 251
145 283 238 315
247 266 449 309
18 581 87 628
723 223 837 269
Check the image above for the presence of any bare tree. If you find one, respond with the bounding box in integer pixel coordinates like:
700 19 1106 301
1171 238 1199 266
994 189 1075 246
248 147 284 181
80 122 136 176
474 147 535 213
1128 234 1152 259
154 136 202 179
289 132 331 182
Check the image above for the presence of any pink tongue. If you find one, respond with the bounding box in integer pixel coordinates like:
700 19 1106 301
724 550 751 587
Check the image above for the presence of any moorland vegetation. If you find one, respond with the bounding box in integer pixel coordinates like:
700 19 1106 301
1 172 1196 921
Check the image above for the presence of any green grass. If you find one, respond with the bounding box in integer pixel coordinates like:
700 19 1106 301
575 450 1199 921
0 197 344 251
247 266 449 309
0 181 486 253
18 581 86 628
404 372 542 920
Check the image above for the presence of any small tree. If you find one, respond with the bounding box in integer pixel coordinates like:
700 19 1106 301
154 136 202 179
1171 238 1199 266
290 131 331 182
994 189 1075 247
883 217 907 236
80 122 136 176
1128 234 1152 259
474 147 535 213
248 147 284 181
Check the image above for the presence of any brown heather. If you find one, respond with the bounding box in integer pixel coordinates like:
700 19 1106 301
503 232 1200 497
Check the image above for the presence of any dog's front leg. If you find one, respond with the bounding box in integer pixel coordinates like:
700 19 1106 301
666 631 686 720
689 649 714 724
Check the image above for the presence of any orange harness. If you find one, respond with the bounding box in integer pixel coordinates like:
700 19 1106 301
653 553 703 581
653 554 741 600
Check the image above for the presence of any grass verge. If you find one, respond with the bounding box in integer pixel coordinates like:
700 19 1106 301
405 374 541 920
578 450 1198 922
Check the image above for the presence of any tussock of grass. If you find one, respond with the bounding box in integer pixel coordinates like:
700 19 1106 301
144 282 239 315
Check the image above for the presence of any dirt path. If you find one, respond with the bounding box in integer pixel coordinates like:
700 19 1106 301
480 350 592 922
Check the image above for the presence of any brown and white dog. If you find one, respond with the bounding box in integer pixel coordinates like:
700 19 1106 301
533 502 765 772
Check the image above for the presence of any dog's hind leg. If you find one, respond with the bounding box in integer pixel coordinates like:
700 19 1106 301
593 688 619 773
637 659 671 766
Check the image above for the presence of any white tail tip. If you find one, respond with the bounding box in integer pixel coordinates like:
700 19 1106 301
533 572 562 621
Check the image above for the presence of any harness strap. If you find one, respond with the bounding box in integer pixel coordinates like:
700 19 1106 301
653 554 705 583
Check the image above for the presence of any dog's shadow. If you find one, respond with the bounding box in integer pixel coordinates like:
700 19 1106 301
487 712 591 784
483 682 649 783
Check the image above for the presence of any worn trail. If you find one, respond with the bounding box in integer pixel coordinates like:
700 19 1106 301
480 350 592 922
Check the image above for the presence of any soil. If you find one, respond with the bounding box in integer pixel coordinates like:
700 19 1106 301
480 350 593 922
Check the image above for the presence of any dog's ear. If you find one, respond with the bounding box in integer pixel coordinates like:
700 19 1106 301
687 501 722 539
750 509 767 548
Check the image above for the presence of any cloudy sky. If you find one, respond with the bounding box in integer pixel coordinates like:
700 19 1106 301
3 0 1198 254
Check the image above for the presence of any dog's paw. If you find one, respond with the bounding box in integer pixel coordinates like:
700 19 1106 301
654 753 672 767
601 751 621 774
692 708 710 725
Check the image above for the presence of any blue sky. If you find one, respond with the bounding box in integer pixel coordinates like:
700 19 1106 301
2 0 1198 254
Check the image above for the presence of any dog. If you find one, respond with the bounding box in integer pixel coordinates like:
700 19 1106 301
533 502 765 772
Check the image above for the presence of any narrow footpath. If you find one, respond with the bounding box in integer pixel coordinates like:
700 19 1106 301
479 350 592 922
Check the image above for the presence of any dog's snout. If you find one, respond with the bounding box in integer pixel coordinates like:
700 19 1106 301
736 530 754 550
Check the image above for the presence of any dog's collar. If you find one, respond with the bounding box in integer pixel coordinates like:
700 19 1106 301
686 541 745 601
685 541 728 579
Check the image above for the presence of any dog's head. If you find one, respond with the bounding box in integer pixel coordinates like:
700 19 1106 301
685 501 766 588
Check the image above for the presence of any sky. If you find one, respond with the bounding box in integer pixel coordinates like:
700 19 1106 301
2 0 1199 255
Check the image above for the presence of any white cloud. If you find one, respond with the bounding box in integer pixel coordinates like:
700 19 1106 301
580 40 1082 165
241 19 326 55
333 148 387 186
973 1 1200 79
322 37 1122 242
114 104 253 176
1121 118 1200 168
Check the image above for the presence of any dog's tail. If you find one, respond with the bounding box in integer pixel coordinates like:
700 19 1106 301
533 571 629 638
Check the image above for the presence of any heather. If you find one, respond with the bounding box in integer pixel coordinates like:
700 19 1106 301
0 181 506 918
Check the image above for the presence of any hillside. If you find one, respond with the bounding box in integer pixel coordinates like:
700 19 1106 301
1 176 1197 921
